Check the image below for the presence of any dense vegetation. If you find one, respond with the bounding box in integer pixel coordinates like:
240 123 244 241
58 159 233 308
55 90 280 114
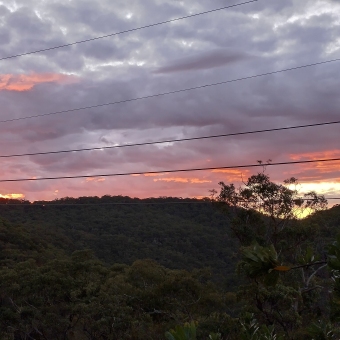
1 173 340 339
0 196 238 287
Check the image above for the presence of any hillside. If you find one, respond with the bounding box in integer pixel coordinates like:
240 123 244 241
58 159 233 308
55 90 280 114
0 196 240 286
309 203 340 236
1 196 340 339
1 197 339 283
0 216 235 339
0 196 243 338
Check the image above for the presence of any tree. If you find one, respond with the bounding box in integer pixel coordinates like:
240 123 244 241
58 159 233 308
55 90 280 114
213 171 330 338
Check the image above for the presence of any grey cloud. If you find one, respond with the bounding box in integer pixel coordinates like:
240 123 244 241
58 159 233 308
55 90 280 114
0 4 10 16
0 29 10 44
153 49 250 74
48 1 126 34
6 7 51 37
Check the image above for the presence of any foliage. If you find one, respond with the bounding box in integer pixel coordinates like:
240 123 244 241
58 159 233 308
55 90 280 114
0 196 238 286
0 218 235 339
307 321 337 340
165 321 198 340
239 243 280 286
215 173 327 249
214 171 331 338
165 321 223 340
239 312 284 340
327 235 340 322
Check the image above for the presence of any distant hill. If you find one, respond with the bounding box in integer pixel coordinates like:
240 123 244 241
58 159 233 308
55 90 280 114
0 196 239 286
310 203 340 234
1 196 339 286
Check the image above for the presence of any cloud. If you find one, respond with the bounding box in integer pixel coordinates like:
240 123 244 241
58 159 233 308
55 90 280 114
299 182 340 195
154 177 189 183
289 150 340 161
0 193 25 199
153 177 211 184
153 49 250 74
0 0 339 205
289 150 340 176
0 73 78 91
85 177 106 182
211 169 250 182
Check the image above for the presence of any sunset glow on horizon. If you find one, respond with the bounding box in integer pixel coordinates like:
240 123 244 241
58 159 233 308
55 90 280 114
0 193 25 199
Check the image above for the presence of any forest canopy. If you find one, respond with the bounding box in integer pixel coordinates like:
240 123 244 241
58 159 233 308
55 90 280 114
1 173 340 339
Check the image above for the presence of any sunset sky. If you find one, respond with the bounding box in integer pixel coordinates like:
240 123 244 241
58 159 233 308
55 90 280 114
0 0 340 203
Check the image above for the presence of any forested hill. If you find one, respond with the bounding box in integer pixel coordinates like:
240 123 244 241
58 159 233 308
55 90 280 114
0 196 239 285
310 203 340 236
1 196 340 338
1 195 339 286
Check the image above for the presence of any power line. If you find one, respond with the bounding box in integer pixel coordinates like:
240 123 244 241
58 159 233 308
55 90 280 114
1 158 340 182
1 119 339 159
0 1 257 62
2 57 339 123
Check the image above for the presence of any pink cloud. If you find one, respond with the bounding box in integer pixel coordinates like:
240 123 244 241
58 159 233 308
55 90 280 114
288 150 340 180
153 176 211 184
154 177 189 183
0 73 78 92
211 168 250 182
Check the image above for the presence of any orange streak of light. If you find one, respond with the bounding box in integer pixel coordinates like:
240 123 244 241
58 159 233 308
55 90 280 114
0 193 25 199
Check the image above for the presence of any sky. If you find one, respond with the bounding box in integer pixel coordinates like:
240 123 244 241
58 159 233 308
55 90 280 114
0 0 340 203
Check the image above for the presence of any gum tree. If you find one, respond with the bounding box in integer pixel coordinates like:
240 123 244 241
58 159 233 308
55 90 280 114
213 169 330 338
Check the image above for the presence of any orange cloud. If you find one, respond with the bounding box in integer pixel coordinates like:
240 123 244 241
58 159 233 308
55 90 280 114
289 150 340 175
290 150 340 161
144 173 163 177
153 177 212 184
0 73 78 92
190 178 212 184
211 168 250 181
85 177 106 182
0 193 25 199
132 174 170 178
154 177 189 183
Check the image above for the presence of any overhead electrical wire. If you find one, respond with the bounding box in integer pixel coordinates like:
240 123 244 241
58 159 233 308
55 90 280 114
1 119 339 159
0 1 257 62
1 157 340 182
1 57 340 123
